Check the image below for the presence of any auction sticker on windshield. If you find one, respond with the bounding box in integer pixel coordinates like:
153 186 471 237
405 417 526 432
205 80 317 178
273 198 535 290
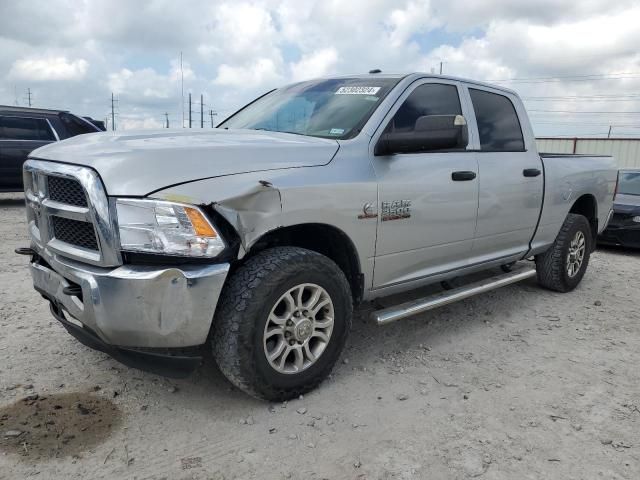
335 86 381 95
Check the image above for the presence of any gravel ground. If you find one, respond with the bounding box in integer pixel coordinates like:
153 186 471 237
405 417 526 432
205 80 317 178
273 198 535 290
1 191 639 480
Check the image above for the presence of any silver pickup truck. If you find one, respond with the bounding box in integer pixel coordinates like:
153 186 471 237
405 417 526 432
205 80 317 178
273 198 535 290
19 73 617 400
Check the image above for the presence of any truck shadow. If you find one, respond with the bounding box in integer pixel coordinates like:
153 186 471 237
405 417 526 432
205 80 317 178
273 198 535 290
342 275 541 376
117 268 544 409
596 244 640 257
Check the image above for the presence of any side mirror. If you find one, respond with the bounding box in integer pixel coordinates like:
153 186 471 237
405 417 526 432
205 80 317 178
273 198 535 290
375 114 468 155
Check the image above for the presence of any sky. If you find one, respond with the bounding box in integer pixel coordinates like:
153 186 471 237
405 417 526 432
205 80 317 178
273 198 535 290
1 0 640 138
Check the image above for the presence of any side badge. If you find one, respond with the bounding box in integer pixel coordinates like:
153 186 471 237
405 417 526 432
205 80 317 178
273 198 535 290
381 200 411 221
357 202 378 220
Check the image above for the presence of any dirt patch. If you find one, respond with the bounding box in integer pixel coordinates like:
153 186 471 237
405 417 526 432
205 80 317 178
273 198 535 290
0 392 122 460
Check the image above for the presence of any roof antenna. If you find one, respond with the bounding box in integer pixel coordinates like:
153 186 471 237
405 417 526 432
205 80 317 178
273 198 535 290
369 69 382 74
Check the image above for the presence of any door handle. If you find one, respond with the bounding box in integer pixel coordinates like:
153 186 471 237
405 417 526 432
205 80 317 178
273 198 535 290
451 171 477 181
523 168 541 177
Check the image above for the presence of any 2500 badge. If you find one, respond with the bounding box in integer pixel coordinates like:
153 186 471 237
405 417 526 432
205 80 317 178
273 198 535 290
381 200 411 221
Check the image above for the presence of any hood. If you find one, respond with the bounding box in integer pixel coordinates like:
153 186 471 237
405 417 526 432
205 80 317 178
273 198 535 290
31 129 339 196
614 193 640 212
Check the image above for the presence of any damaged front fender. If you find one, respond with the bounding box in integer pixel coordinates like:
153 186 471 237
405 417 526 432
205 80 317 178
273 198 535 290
212 182 282 251
150 171 285 254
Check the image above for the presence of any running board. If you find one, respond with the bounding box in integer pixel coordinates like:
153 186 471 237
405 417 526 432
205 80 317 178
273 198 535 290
372 265 537 325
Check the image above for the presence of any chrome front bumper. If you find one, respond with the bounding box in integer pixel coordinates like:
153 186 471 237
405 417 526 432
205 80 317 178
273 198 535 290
30 252 230 348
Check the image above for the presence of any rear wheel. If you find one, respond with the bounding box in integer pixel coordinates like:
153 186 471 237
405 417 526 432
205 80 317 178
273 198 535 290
535 213 592 292
212 247 352 401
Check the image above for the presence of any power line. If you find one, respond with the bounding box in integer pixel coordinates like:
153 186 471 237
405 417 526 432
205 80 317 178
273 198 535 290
532 121 640 127
522 97 640 103
538 133 640 138
488 72 640 83
523 95 640 103
524 94 640 100
529 109 640 114
507 72 640 80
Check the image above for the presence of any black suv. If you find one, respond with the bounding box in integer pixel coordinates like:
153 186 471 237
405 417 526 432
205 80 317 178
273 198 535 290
0 106 102 192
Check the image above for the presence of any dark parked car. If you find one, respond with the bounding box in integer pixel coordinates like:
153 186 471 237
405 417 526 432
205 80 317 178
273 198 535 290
0 106 101 192
599 169 640 248
83 116 107 131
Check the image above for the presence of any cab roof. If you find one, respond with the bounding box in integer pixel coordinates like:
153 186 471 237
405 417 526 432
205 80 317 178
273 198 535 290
312 72 519 96
0 105 69 115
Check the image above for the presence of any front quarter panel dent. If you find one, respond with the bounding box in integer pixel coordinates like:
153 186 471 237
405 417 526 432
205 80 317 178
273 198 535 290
151 173 287 256
212 182 283 251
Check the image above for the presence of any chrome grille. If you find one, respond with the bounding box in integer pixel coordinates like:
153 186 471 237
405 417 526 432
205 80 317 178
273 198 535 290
23 159 121 267
52 216 99 251
47 176 88 207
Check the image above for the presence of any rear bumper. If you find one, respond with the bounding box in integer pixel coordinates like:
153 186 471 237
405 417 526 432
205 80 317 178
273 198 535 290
29 252 229 373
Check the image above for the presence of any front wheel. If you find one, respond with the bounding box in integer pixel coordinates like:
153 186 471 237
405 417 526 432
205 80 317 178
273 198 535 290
535 213 592 292
212 247 352 401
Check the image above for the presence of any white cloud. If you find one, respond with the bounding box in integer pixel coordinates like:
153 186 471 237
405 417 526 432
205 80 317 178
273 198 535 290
9 56 88 81
416 7 640 84
0 0 639 136
198 2 281 63
291 48 339 82
118 115 164 130
214 58 282 88
386 0 435 47
108 67 178 99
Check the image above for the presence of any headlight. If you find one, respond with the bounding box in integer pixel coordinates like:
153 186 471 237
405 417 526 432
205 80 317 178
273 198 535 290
115 199 225 257
633 216 640 223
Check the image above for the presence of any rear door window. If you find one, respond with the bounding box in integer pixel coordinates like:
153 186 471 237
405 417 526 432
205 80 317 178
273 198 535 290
0 116 56 141
58 112 99 137
469 89 524 151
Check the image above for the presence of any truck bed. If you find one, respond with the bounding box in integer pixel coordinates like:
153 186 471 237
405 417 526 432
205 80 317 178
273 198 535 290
530 153 617 254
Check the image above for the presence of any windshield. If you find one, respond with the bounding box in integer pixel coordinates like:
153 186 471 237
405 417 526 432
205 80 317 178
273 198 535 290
618 171 640 196
218 77 401 139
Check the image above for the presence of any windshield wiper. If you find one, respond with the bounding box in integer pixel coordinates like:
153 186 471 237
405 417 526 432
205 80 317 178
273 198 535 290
250 127 307 137
279 130 306 137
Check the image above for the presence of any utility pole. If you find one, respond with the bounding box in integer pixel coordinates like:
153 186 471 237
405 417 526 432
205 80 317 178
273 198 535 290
210 109 216 128
188 93 192 128
608 125 612 138
200 94 204 129
439 62 443 75
26 88 32 107
111 93 116 131
165 112 169 128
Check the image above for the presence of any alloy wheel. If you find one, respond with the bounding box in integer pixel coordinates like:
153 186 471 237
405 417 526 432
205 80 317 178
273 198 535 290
263 283 335 374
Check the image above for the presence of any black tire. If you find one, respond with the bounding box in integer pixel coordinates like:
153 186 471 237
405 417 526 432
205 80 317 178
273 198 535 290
535 213 592 292
212 246 352 401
